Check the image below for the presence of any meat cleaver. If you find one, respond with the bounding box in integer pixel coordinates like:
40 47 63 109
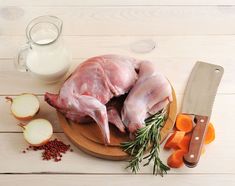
179 61 224 168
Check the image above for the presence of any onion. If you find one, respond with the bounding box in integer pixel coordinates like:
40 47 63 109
19 119 53 146
6 94 40 120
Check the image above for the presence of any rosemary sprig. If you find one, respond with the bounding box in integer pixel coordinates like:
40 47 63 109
121 110 170 176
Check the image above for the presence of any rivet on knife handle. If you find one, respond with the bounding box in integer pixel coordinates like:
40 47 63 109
183 115 209 167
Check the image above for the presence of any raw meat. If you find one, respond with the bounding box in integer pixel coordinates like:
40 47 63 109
45 55 173 144
107 108 125 133
106 95 127 133
45 55 139 144
121 61 173 134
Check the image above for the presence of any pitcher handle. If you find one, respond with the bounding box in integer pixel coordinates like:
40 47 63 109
15 43 30 72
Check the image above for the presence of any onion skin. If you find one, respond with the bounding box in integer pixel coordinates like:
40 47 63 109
27 137 51 147
13 108 40 121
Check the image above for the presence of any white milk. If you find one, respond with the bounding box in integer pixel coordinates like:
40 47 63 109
26 38 70 83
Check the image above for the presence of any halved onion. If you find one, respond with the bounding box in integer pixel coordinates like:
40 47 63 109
19 119 53 146
6 94 40 120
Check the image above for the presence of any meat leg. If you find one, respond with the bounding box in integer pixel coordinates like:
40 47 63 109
45 92 110 144
74 95 110 144
107 107 126 133
121 61 172 134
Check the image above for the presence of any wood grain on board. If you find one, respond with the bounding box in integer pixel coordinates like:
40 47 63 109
57 88 176 160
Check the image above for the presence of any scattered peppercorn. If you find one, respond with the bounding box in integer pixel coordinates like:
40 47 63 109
22 138 72 162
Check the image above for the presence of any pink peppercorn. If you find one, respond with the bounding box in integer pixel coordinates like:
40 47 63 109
22 139 72 162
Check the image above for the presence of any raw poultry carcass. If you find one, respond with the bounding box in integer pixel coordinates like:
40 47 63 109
45 55 139 144
45 55 172 144
121 61 173 134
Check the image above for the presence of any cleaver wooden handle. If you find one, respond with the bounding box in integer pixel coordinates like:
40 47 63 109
183 115 209 168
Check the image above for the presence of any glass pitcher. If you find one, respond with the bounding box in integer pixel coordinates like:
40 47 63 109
15 15 70 83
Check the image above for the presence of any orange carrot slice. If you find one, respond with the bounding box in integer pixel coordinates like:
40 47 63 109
164 131 185 150
176 114 193 133
177 134 191 152
205 123 215 144
177 134 206 154
164 133 175 149
167 149 187 168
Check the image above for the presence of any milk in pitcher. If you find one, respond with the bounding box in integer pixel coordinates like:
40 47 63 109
26 38 70 82
16 15 70 83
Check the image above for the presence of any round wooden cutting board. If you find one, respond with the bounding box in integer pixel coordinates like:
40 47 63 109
58 88 177 160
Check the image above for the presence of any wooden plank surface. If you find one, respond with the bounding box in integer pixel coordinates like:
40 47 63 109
0 94 233 173
0 0 234 184
1 0 235 6
0 174 235 186
0 57 233 95
0 6 235 35
1 36 235 59
0 36 234 94
0 130 234 174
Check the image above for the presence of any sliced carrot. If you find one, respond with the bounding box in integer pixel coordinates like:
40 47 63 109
176 114 193 133
164 131 185 150
177 134 191 152
167 149 187 168
205 123 215 144
164 133 175 149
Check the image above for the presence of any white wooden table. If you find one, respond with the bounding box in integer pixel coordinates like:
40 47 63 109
0 0 234 185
